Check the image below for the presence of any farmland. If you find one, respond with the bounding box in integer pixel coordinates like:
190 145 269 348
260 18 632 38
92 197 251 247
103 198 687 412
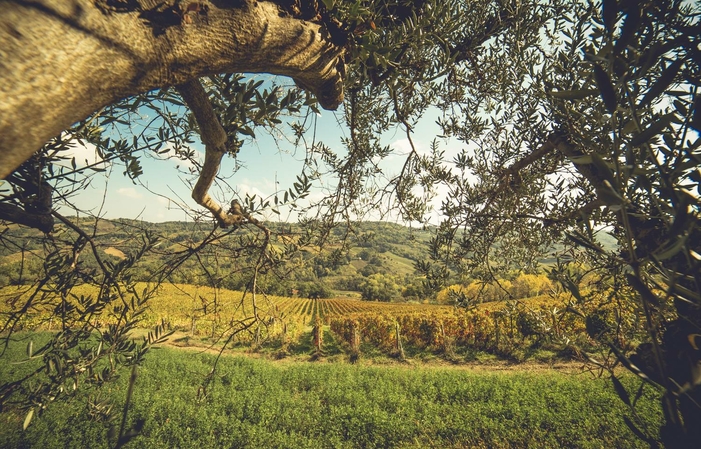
0 278 657 447
0 332 662 449
1 281 618 364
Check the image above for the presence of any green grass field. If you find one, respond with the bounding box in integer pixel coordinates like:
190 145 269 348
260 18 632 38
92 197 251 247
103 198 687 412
0 333 662 449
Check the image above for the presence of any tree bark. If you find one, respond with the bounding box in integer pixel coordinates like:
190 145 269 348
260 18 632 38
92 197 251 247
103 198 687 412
0 0 345 178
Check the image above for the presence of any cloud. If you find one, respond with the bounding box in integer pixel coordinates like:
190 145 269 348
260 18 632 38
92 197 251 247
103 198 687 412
116 187 143 199
57 139 106 168
64 138 204 173
391 138 415 155
381 137 432 167
390 137 429 156
236 177 279 199
237 183 268 199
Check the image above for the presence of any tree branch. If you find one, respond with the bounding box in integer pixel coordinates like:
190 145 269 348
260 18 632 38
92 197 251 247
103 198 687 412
0 0 345 178
477 135 558 215
469 131 606 229
175 79 268 232
548 130 612 192
0 203 54 234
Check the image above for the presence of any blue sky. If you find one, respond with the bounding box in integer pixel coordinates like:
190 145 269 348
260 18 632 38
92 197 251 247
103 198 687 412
58 81 453 224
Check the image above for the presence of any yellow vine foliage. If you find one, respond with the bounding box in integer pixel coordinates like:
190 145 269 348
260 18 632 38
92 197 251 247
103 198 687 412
1 278 645 353
437 274 553 305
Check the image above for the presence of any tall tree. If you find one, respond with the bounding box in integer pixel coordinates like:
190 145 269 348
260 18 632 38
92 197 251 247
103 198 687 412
420 1 701 446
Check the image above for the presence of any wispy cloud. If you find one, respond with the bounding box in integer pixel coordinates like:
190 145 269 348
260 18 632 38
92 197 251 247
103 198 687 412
116 187 143 199
391 138 416 155
236 177 279 199
57 139 107 169
237 183 268 200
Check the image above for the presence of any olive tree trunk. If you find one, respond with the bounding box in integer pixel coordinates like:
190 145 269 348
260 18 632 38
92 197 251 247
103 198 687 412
0 0 344 178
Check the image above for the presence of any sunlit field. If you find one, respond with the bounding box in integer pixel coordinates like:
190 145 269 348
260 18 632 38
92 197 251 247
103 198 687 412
0 282 598 361
0 332 662 449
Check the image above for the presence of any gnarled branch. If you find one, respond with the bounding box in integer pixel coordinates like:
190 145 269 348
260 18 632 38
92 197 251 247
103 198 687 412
0 0 345 178
175 79 266 231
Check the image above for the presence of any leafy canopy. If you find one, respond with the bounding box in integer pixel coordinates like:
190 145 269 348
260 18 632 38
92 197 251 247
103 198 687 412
1 0 700 446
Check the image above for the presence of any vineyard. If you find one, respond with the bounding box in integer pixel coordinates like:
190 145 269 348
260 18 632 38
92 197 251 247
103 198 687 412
0 282 643 362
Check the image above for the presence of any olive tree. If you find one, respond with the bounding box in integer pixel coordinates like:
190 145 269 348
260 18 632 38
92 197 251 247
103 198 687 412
1 0 699 447
0 0 474 435
419 1 700 446
0 0 345 178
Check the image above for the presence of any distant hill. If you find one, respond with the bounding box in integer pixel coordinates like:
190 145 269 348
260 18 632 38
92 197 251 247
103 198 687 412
0 218 618 301
0 219 435 300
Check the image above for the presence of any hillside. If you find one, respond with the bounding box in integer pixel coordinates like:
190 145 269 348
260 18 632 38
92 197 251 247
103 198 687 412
0 219 436 300
0 218 615 302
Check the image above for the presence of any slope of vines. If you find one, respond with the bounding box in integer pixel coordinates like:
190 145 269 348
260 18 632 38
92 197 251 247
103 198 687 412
1 283 642 359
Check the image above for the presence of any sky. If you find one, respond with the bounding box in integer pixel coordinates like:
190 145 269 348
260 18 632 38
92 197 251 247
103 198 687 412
55 80 455 224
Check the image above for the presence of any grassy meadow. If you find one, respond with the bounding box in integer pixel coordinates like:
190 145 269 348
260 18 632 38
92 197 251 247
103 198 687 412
0 283 665 448
0 332 662 449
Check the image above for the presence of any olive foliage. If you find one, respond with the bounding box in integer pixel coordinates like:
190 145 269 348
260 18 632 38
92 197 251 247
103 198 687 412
1 0 700 447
